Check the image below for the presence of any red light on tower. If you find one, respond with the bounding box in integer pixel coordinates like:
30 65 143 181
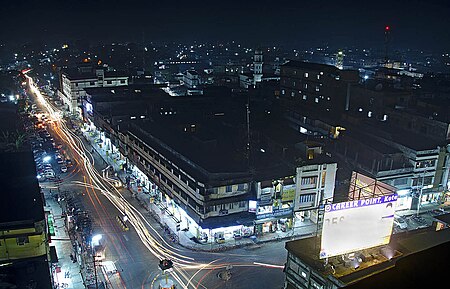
385 26 390 31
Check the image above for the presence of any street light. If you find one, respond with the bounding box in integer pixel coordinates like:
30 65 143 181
92 234 102 246
416 166 430 217
91 234 102 289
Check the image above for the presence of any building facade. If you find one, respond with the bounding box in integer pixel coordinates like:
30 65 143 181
58 66 129 116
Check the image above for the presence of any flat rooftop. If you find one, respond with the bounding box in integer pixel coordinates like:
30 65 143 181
0 152 44 225
285 226 450 287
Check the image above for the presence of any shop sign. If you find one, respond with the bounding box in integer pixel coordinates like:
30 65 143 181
259 194 273 206
256 208 293 220
281 188 296 202
248 200 257 213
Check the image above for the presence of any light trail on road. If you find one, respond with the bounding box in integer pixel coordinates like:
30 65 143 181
26 75 284 289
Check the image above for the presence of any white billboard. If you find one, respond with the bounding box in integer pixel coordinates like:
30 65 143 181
320 194 398 259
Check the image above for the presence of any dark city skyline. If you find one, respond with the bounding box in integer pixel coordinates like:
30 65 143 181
1 1 450 289
3 0 450 51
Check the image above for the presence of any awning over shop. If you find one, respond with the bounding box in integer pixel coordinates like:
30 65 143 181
199 212 256 230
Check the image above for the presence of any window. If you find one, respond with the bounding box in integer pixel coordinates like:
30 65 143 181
304 83 308 89
299 194 315 203
291 91 295 97
301 176 317 186
16 236 29 246
120 79 126 84
281 89 285 95
304 72 309 78
315 98 319 103
303 94 307 100
106 80 112 84
315 86 320 92
317 74 320 80
90 81 95 85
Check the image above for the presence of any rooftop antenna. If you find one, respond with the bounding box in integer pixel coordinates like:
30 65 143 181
246 97 251 168
142 30 146 72
384 25 391 65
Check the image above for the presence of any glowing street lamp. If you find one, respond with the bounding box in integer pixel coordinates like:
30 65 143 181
91 234 102 289
92 234 102 246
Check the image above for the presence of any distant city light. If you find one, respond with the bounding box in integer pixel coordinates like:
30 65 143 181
385 26 390 31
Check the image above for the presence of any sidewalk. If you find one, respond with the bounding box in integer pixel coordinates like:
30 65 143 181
44 189 85 289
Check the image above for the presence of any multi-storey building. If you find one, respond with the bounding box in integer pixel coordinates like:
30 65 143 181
280 60 359 113
0 152 52 289
83 85 339 242
57 64 129 116
328 114 449 211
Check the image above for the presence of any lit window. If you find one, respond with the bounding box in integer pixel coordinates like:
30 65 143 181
317 75 320 80
315 98 319 103
303 94 307 100
304 83 308 89
281 89 285 95
304 72 309 78
315 86 320 92
291 92 295 97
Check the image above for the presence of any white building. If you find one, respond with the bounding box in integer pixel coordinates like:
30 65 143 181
58 66 129 116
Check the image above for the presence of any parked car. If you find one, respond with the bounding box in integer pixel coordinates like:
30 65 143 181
60 166 68 173
430 208 446 216
43 169 55 175
43 171 55 179
393 217 408 230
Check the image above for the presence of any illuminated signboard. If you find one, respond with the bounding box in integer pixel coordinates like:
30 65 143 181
320 194 397 259
248 200 257 213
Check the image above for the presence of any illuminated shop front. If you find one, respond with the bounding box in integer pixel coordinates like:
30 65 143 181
395 189 413 211
156 192 255 244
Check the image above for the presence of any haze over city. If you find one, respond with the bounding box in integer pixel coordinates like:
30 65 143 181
1 1 450 289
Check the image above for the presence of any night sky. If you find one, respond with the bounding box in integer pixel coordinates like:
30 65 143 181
3 0 450 50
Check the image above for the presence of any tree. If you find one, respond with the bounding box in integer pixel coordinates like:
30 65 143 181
0 129 28 152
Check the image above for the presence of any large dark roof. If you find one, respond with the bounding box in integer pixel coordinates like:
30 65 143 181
286 227 450 289
0 152 44 225
282 60 339 73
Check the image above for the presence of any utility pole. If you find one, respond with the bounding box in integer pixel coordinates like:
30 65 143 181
246 101 251 168
416 168 428 217
93 254 99 289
